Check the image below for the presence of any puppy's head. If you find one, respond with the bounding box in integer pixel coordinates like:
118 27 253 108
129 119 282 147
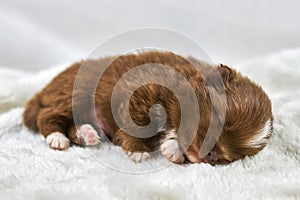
186 65 273 165
201 117 273 165
186 121 272 165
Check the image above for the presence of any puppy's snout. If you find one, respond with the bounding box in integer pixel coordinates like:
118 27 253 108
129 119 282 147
201 151 218 163
185 148 219 164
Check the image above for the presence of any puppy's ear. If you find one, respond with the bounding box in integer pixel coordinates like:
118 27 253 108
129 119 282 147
217 64 235 82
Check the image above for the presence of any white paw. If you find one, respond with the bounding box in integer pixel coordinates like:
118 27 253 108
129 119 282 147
46 132 70 150
160 139 185 163
127 152 151 163
77 124 100 146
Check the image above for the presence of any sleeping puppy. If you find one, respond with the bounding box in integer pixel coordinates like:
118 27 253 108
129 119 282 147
23 51 273 165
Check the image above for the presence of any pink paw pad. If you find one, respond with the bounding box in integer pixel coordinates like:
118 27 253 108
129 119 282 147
77 124 100 146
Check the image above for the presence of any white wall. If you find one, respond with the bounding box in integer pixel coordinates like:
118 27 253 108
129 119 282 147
1 0 300 70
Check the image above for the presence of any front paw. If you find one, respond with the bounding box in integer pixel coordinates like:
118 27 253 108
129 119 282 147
127 151 151 163
160 138 185 164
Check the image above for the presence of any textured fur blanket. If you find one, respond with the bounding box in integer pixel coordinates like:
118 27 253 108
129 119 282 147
0 49 299 200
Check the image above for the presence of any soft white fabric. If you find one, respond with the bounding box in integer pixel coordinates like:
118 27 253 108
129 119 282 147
0 49 300 200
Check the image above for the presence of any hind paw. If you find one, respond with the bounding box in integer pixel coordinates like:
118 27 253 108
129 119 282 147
77 124 100 146
46 132 70 150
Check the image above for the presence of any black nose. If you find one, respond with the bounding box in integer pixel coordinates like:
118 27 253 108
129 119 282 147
202 151 218 163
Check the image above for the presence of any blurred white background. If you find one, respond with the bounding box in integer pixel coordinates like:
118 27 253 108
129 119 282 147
0 0 300 71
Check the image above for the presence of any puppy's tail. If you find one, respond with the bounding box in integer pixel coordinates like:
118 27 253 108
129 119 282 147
23 95 41 132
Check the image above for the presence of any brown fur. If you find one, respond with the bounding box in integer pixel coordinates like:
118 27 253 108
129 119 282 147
23 51 273 165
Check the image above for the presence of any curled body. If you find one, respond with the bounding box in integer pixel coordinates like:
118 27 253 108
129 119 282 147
23 51 273 165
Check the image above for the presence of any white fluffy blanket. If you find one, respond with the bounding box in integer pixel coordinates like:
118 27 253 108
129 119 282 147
0 50 300 200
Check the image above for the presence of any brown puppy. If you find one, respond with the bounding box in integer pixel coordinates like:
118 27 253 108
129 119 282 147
23 51 273 165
